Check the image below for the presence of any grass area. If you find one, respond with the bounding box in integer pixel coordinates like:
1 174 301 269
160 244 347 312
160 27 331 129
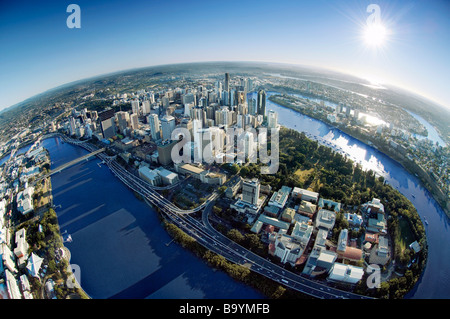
397 217 416 254
294 168 314 184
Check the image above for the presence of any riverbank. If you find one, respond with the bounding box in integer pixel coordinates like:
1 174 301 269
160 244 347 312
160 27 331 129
268 95 449 219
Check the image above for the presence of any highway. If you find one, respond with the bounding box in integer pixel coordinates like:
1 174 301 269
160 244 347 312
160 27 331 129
56 133 373 299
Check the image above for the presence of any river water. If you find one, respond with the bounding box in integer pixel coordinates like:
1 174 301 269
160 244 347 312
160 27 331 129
40 137 264 299
258 92 450 298
3 91 449 299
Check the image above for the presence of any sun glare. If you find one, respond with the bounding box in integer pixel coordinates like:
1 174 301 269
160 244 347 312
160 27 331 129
363 23 388 47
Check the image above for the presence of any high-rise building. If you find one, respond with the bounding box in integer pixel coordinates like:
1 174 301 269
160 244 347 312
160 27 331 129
130 113 139 130
248 98 257 115
246 78 254 93
131 100 140 115
161 115 176 140
69 117 77 136
157 140 177 166
99 109 116 139
116 111 130 134
257 89 266 116
142 100 151 115
243 130 255 160
224 72 230 92
268 110 278 129
147 113 161 141
242 179 260 206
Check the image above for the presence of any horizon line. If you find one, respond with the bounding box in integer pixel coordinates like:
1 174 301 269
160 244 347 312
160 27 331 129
2 60 449 114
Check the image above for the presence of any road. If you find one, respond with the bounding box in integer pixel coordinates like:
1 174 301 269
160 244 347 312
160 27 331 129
56 133 373 299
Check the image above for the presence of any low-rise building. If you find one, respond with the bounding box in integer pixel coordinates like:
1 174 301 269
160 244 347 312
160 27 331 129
337 229 348 253
315 209 336 231
14 228 29 267
291 220 313 245
367 212 387 234
328 263 364 284
297 200 317 218
268 186 291 209
292 187 319 203
280 207 296 223
138 166 162 186
16 186 34 215
318 198 341 213
154 167 179 185
270 233 306 266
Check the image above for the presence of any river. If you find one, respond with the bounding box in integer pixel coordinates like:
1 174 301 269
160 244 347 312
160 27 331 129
40 136 264 299
257 91 450 298
5 91 449 299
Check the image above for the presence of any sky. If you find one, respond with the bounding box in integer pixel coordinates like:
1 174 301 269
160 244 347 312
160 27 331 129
1 0 450 111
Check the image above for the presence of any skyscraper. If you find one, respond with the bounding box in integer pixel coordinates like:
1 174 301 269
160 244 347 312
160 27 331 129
268 110 278 129
242 179 260 206
161 115 176 140
116 111 130 134
131 100 140 115
147 113 161 141
224 72 230 92
130 113 139 130
142 100 151 115
99 109 116 139
257 89 266 116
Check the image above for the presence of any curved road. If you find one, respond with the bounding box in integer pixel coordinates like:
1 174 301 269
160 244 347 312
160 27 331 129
51 133 372 299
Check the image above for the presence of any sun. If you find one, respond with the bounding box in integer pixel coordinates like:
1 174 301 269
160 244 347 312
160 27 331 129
363 22 388 48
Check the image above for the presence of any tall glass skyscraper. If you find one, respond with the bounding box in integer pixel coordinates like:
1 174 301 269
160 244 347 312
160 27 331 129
257 89 266 116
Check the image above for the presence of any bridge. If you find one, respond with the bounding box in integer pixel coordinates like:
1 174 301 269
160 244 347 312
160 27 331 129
35 147 105 182
42 133 372 299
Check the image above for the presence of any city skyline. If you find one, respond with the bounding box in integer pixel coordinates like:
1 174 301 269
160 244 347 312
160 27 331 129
1 0 450 111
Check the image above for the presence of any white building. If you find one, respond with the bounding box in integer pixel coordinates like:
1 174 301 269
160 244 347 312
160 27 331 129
16 186 34 215
268 186 291 209
154 167 179 185
337 229 348 253
291 220 313 245
292 187 319 203
267 110 278 129
161 115 176 141
315 209 336 231
14 228 29 267
138 166 162 186
272 234 305 266
147 114 161 141
328 263 364 284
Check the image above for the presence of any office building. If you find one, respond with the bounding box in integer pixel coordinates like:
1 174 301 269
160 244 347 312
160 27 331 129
224 72 230 92
157 140 177 165
161 115 176 140
257 89 266 116
116 111 130 134
147 114 161 141
267 110 278 129
142 100 151 115
131 100 140 115
242 178 260 206
130 113 139 130
99 109 116 139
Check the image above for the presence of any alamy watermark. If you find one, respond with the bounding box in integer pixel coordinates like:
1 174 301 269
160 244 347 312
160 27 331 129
66 4 81 29
170 119 279 174
66 263 81 289
366 264 381 289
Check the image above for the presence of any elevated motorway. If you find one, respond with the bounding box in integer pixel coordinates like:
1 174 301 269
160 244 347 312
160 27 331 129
52 133 373 299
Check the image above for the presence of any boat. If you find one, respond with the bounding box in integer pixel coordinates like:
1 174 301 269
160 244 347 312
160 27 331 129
412 194 416 198
424 217 428 226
